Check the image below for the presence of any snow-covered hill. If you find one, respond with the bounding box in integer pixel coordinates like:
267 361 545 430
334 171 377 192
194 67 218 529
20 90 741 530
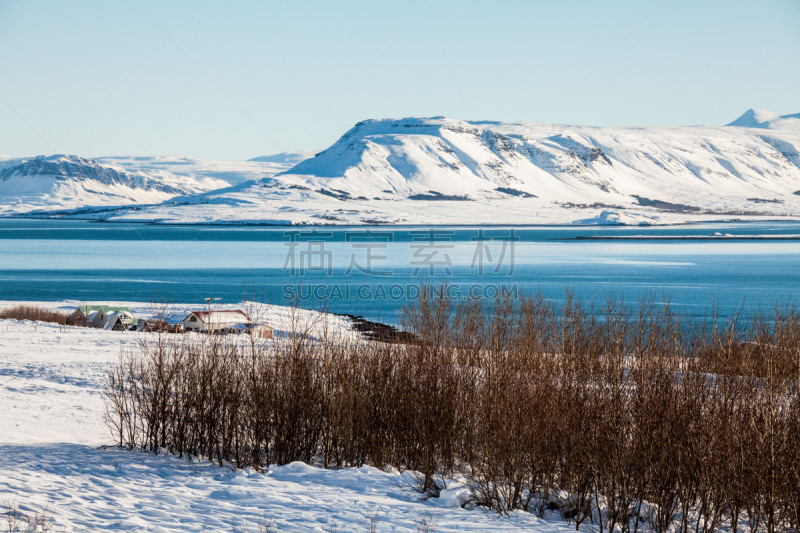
98 151 312 186
99 111 800 225
727 108 800 130
0 154 228 215
248 150 316 166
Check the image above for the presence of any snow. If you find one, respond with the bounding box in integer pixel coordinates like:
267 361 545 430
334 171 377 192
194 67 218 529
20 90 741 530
571 210 657 225
97 152 311 186
0 300 573 531
727 108 800 130
1 445 568 532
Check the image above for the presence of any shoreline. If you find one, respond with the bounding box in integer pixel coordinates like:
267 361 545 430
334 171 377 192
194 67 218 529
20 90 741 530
4 213 800 228
0 299 410 343
566 234 800 241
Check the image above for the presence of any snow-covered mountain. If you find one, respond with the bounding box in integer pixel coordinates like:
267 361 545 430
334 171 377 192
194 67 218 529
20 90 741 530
98 151 312 186
97 111 800 225
0 154 229 214
0 150 312 215
5 112 800 224
727 109 800 130
248 150 316 166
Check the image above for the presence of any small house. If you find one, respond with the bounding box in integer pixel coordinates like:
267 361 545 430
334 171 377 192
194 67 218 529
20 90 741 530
183 310 249 333
103 310 137 331
219 323 273 338
72 305 135 329
68 305 99 325
249 323 274 339
221 323 249 335
135 318 180 333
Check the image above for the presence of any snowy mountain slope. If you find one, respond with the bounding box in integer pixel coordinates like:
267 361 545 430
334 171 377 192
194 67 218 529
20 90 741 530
97 111 800 225
727 108 800 130
98 151 312 187
0 154 228 215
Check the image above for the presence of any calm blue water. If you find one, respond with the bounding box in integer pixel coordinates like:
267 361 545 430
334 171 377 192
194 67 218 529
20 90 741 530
1 218 799 324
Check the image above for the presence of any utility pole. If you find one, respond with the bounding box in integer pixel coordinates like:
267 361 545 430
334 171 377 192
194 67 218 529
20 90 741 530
204 297 222 332
204 297 222 313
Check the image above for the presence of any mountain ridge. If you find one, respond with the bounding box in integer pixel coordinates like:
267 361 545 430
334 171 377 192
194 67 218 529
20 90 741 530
4 111 800 224
0 154 228 214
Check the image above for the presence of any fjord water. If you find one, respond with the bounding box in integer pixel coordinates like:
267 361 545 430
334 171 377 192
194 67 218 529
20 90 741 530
1 218 799 324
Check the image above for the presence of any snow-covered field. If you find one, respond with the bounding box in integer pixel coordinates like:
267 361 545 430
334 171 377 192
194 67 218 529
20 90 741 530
0 301 572 532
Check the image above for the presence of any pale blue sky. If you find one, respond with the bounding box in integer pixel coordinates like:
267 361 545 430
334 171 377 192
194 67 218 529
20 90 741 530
0 0 798 160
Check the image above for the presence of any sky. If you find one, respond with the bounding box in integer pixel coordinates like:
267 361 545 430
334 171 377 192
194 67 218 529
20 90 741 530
0 0 798 161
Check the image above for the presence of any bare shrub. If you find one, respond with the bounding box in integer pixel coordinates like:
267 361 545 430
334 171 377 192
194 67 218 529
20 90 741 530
2 501 57 533
239 515 276 533
367 509 381 533
104 289 800 532
413 512 437 533
0 305 73 326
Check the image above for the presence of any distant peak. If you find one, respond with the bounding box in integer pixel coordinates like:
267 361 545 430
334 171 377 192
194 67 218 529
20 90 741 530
248 151 315 165
727 109 800 130
27 154 96 165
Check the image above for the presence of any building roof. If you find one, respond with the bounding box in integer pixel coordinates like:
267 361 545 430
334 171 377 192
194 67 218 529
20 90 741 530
186 310 249 322
136 318 173 331
138 318 168 324
103 311 135 330
78 305 132 314
227 323 273 333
